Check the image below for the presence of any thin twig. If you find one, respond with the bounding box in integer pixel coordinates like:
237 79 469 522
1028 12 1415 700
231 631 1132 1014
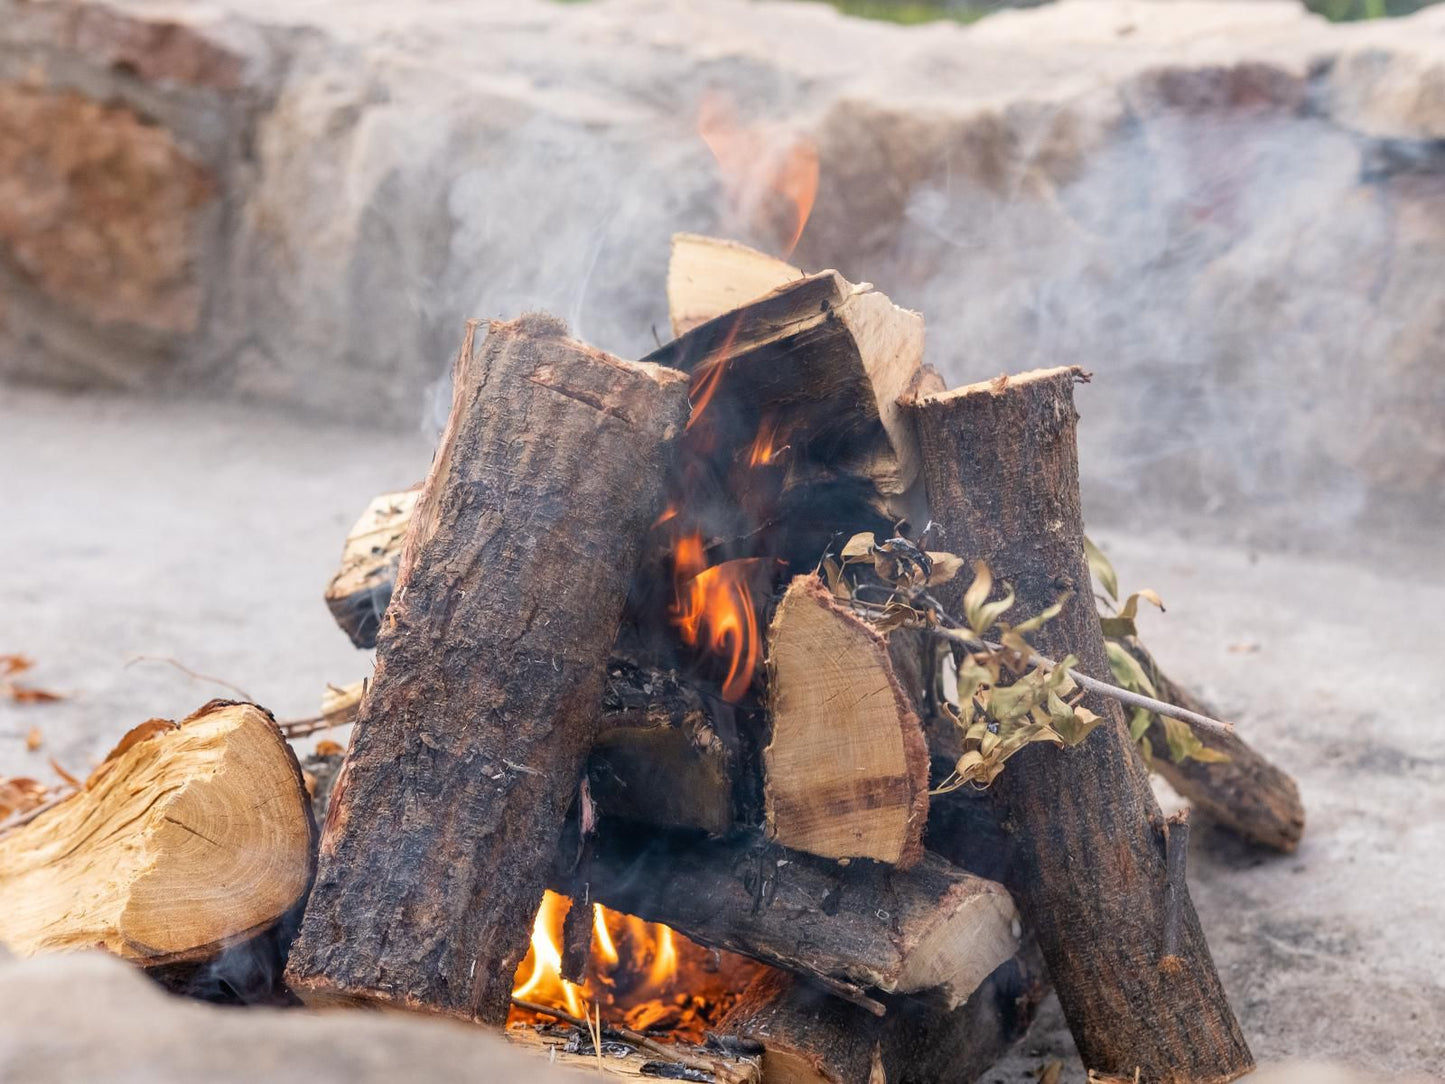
846 598 1235 739
123 655 253 702
510 996 745 1081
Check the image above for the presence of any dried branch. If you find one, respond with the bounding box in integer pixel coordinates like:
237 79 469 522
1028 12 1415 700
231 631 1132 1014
845 598 1235 741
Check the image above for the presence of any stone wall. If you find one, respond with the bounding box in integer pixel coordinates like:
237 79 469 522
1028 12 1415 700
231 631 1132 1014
1 0 1441 548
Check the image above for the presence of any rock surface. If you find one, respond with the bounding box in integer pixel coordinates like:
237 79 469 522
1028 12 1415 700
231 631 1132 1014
0 950 573 1083
0 0 1443 550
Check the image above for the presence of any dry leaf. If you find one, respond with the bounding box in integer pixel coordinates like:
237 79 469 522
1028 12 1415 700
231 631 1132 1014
0 776 50 820
924 551 964 586
1039 1062 1064 1084
25 728 42 752
315 739 344 757
0 654 64 703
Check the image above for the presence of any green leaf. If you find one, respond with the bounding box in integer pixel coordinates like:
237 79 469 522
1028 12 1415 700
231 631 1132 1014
1011 595 1068 635
1159 715 1232 765
1105 641 1157 697
1084 536 1118 601
1128 707 1154 743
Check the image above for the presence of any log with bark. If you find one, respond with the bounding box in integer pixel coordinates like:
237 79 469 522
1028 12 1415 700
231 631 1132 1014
0 700 314 966
570 824 1020 1013
285 316 691 1024
718 948 1045 1084
325 488 419 649
765 574 929 867
1121 637 1305 853
903 367 1254 1082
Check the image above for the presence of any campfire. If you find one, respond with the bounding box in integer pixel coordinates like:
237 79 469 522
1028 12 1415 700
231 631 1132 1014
0 223 1304 1082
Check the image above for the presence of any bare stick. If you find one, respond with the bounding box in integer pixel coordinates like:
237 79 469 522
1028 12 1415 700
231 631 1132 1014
845 599 1236 740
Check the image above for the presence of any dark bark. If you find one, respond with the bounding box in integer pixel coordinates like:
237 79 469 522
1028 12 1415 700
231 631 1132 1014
903 367 1254 1082
718 950 1046 1084
285 316 689 1023
570 824 1019 1013
1122 638 1305 852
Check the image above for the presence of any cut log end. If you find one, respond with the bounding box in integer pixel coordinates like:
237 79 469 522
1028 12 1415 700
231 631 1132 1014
0 700 314 965
764 574 929 868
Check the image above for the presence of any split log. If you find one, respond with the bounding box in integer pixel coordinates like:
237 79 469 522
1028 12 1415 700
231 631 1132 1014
765 575 928 867
572 825 1020 1012
0 701 313 965
719 950 1045 1084
644 269 926 497
667 233 802 337
286 316 690 1024
904 367 1254 1081
325 488 419 648
1121 637 1305 853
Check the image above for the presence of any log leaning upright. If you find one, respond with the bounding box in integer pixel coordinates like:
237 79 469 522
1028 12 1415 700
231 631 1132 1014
285 316 690 1023
904 368 1254 1082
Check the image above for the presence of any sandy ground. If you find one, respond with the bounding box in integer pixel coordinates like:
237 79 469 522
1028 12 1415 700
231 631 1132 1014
1 386 1441 1081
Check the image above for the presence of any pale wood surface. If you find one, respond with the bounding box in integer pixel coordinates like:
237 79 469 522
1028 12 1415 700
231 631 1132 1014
0 700 314 964
764 575 928 867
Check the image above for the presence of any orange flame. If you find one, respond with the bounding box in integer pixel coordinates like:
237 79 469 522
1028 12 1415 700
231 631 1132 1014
671 544 763 704
746 415 789 467
513 890 587 1019
697 89 819 260
510 892 688 1023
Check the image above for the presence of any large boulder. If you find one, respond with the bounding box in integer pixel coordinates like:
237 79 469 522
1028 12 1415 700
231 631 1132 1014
0 950 570 1083
0 0 1442 546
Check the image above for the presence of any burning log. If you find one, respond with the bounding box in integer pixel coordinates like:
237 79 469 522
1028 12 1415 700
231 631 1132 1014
765 574 928 867
574 825 1020 1012
0 701 313 966
590 660 739 836
1119 637 1305 853
718 950 1045 1084
904 367 1254 1081
667 232 802 337
286 316 691 1024
644 268 926 499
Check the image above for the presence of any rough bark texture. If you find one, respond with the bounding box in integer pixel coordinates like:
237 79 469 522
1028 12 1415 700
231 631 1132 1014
720 950 1046 1084
285 316 689 1024
572 825 1020 1012
904 367 1254 1082
765 575 929 867
1122 638 1305 853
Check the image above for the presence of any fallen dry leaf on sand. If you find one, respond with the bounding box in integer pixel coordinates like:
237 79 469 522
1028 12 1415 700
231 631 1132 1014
0 655 65 703
25 728 42 752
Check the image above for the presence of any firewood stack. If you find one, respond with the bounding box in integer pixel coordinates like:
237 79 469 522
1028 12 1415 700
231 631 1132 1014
0 233 1305 1084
